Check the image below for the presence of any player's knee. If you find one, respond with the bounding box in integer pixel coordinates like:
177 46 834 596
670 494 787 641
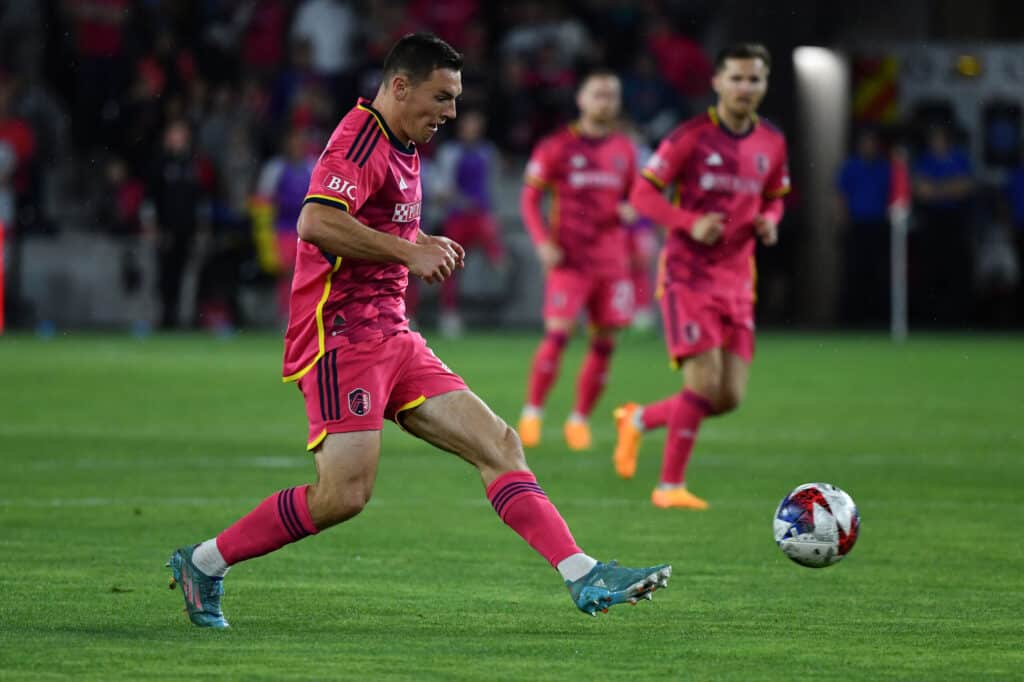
310 479 373 528
716 386 745 414
493 423 528 471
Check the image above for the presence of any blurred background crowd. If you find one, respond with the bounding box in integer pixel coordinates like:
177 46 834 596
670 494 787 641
1 0 1023 335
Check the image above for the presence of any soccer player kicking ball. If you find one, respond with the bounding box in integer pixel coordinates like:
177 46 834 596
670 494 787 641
166 34 669 628
517 70 638 452
613 43 790 510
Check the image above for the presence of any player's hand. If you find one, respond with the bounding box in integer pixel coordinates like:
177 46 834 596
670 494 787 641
536 240 563 272
754 215 778 246
407 239 462 284
690 213 725 245
420 233 466 269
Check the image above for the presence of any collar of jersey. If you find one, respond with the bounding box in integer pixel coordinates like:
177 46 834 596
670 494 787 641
356 99 416 155
708 106 758 140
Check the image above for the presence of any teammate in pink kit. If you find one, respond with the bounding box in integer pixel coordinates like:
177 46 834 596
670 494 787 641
517 70 638 452
613 44 790 509
166 34 670 628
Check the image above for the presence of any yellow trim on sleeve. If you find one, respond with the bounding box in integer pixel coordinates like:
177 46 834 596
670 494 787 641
305 194 351 211
282 256 344 383
524 176 549 190
763 186 791 199
641 168 666 190
306 428 328 451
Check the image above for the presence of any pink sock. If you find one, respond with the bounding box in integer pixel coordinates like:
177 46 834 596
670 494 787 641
526 332 569 408
659 390 713 485
641 395 675 430
215 485 319 566
573 339 614 417
486 470 581 568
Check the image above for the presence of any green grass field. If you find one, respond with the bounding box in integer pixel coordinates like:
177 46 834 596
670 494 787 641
1 330 1022 680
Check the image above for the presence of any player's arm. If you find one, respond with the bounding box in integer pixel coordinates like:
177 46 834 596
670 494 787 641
521 142 563 271
631 135 724 245
297 204 458 284
755 142 791 246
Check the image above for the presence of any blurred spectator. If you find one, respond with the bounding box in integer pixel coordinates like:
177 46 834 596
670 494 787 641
431 110 504 337
63 0 131 148
96 156 144 235
0 80 37 231
621 52 680 143
911 124 975 325
643 15 711 102
291 0 360 102
408 0 480 48
1004 156 1024 322
836 128 892 326
145 120 213 329
256 127 314 321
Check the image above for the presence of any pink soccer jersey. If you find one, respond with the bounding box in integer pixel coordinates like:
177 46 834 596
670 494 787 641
641 107 789 298
524 125 636 277
282 99 423 382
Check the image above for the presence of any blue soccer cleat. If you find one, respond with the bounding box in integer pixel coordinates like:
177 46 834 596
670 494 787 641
567 560 672 616
166 545 230 628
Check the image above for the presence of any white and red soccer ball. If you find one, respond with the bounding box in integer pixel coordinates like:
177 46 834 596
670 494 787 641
773 483 860 568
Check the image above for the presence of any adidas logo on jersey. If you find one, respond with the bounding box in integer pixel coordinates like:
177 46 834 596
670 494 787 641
397 175 409 190
705 152 723 166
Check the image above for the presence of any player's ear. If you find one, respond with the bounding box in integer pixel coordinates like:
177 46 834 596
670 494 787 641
392 74 409 101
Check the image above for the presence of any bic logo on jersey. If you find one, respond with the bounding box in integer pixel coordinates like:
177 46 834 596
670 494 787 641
324 175 358 201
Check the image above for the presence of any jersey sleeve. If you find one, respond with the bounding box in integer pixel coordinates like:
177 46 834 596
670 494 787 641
640 128 693 190
524 137 559 189
304 131 386 215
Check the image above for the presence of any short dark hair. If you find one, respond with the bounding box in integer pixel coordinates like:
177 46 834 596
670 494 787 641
577 66 620 91
381 32 463 85
714 43 772 72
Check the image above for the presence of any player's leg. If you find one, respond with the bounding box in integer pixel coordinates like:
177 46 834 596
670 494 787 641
518 268 585 447
613 284 716 481
399 389 670 615
566 277 632 450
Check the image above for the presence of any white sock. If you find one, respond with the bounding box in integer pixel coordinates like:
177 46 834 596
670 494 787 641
557 553 599 582
567 411 586 423
522 405 543 418
191 538 230 578
632 407 645 431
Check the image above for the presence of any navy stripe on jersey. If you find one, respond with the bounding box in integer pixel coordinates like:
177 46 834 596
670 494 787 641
355 129 382 168
344 115 374 162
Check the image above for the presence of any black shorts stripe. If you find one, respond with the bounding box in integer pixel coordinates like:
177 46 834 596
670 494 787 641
344 115 374 161
356 129 382 168
277 487 304 540
317 355 328 422
665 289 680 348
329 349 340 420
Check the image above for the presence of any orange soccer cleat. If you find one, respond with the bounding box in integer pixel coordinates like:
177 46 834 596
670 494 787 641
612 403 643 479
563 418 592 451
651 486 710 510
518 413 542 448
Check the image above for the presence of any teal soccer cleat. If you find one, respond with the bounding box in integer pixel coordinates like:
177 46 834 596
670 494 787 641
567 560 672 616
166 545 230 628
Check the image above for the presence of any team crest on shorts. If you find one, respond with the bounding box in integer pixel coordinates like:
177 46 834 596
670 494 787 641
684 321 702 344
348 388 371 416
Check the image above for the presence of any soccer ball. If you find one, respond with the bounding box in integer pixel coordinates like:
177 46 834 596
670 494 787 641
773 482 859 568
